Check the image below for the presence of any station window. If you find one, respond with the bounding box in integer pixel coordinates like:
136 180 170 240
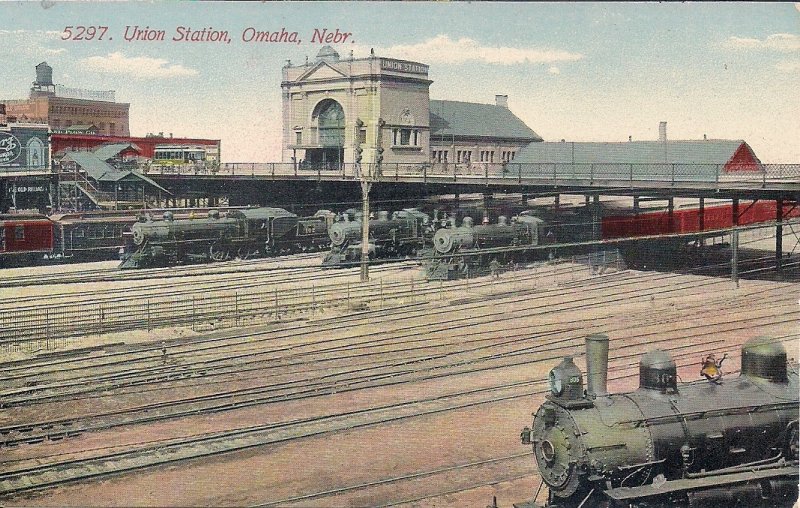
358 129 367 145
295 131 302 145
392 128 418 147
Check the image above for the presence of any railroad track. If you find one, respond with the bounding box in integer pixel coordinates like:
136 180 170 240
1 262 793 401
1 271 795 448
3 344 790 499
0 253 324 289
3 256 793 380
1 251 787 367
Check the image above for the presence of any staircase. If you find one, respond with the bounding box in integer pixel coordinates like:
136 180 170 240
58 171 116 210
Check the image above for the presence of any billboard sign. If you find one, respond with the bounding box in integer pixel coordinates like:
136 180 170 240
0 132 21 164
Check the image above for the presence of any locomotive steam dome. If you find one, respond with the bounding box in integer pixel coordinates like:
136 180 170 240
741 336 788 383
639 349 677 392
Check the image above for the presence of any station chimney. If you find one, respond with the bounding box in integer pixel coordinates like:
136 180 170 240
659 121 667 142
495 95 509 108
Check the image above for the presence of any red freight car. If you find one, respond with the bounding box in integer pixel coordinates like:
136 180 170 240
0 214 54 266
602 201 799 239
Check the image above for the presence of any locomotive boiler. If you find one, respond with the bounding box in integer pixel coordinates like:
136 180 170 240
424 213 548 280
121 207 332 268
321 208 431 267
518 334 799 508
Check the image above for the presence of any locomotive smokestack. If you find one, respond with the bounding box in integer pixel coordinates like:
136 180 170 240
585 334 609 398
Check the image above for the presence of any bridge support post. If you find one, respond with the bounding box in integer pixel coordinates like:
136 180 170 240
483 192 493 221
633 195 640 213
731 228 739 288
360 180 372 282
592 194 601 242
554 194 560 210
732 198 740 226
699 197 705 231
776 198 783 274
668 197 674 233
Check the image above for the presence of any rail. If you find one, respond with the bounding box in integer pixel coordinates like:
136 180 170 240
0 253 620 350
140 162 800 190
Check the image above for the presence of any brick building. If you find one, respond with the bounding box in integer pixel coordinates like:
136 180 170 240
2 62 130 136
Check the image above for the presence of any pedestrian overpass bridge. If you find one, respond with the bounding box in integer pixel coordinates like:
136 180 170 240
144 161 799 200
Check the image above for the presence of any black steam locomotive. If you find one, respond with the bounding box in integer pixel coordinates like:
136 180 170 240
518 335 799 508
321 208 432 267
120 207 334 268
423 212 550 280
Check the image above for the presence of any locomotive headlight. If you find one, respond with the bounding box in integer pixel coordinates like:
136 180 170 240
549 368 564 396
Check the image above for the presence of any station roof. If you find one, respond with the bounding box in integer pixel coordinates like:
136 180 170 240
514 140 758 165
93 143 142 162
62 151 168 192
429 100 542 142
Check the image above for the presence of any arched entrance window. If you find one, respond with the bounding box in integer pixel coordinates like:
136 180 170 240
307 99 345 170
314 99 345 146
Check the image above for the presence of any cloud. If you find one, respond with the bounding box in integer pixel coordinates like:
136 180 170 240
723 33 800 52
0 29 66 56
775 59 800 71
355 35 583 66
81 52 198 79
548 66 561 75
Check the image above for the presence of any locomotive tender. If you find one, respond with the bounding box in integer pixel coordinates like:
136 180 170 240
321 208 432 267
121 207 333 268
519 334 799 508
424 213 548 280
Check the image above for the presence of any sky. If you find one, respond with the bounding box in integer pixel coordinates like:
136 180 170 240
1 1 798 163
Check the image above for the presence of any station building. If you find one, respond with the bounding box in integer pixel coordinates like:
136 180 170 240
1 62 130 137
281 46 541 169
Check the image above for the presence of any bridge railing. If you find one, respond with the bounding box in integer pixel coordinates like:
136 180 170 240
140 161 800 187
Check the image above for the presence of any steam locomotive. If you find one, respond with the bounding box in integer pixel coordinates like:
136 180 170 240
321 208 432 267
1 208 219 267
120 207 334 268
518 334 799 508
423 212 551 280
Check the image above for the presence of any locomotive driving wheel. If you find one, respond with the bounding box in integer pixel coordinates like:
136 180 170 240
209 243 230 262
237 247 255 260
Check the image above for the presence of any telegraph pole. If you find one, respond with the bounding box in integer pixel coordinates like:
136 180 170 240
360 178 371 282
360 119 384 282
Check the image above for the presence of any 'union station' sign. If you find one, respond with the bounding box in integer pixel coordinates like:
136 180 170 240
380 58 428 75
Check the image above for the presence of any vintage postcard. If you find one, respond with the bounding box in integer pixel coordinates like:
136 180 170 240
0 2 798 507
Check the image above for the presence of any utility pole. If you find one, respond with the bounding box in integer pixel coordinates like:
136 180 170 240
361 119 384 282
731 228 739 288
360 178 371 282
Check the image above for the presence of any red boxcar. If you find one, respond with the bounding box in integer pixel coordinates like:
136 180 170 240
0 215 54 265
602 201 800 239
